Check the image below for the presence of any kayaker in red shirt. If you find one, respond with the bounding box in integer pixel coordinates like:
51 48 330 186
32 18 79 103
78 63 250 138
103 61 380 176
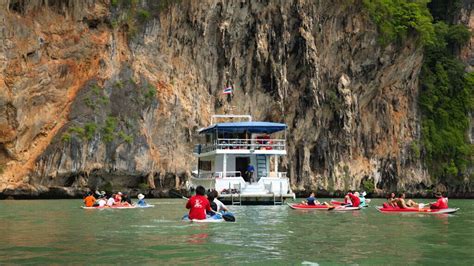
186 186 211 220
430 192 448 209
345 192 361 207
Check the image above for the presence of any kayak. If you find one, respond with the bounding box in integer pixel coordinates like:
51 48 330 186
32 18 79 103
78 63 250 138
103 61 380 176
330 200 369 207
81 204 154 209
182 214 224 223
376 206 459 214
329 200 346 206
333 206 362 211
182 211 236 223
287 203 331 210
287 203 361 211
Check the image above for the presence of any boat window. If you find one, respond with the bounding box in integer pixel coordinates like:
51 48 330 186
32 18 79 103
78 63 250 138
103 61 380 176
199 160 211 171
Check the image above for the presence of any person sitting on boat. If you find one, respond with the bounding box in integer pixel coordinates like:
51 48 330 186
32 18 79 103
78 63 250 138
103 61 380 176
208 190 228 212
206 191 219 216
382 192 397 208
186 185 212 220
107 194 116 207
430 192 448 209
344 192 361 207
114 192 123 204
137 194 147 207
302 192 320 206
84 192 96 207
97 194 107 207
358 191 368 207
121 192 132 206
394 193 419 209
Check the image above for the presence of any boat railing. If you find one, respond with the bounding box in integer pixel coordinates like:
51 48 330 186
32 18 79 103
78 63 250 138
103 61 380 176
267 172 287 178
195 138 285 154
196 171 242 179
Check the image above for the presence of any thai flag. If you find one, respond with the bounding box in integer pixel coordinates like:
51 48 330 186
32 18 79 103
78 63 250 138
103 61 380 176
223 86 233 94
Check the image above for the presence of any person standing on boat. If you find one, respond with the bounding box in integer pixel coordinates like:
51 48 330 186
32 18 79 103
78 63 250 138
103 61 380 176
430 192 448 209
245 164 255 182
186 186 212 220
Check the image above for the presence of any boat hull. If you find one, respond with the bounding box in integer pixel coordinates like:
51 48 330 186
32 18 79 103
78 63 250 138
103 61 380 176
81 205 154 209
376 207 459 214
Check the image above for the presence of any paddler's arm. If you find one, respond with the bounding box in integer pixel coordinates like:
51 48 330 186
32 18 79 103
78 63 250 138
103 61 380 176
185 199 192 209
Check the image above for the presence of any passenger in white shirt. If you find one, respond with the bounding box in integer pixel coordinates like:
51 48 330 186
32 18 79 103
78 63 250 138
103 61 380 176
107 196 115 207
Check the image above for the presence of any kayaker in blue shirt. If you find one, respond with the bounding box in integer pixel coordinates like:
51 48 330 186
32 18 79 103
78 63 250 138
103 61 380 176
137 194 147 206
304 192 320 205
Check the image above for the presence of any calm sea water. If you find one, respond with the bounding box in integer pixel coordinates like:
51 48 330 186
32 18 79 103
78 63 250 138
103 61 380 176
0 198 473 265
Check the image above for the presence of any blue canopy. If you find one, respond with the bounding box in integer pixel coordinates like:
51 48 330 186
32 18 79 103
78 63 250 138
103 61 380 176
198 121 287 134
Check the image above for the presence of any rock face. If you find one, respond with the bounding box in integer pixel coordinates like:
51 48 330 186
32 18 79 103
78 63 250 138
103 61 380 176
0 0 471 198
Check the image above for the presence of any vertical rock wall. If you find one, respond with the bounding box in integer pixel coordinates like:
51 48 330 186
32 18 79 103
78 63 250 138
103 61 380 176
1 0 462 197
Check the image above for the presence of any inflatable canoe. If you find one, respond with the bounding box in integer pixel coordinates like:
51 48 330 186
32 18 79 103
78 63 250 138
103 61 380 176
182 214 224 223
376 206 459 214
288 203 330 210
330 200 369 207
182 211 236 223
81 204 154 209
287 203 361 211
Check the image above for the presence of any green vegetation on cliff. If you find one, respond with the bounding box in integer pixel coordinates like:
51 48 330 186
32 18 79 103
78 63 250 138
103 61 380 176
363 0 435 45
364 0 473 185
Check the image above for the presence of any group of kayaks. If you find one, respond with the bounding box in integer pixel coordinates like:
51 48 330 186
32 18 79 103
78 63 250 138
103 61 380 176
82 200 458 224
81 204 155 209
287 200 459 214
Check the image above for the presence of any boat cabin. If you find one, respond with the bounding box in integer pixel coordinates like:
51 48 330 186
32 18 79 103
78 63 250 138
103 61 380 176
191 115 295 205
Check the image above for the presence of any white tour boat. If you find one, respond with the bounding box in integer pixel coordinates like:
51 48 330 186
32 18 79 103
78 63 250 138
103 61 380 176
190 115 295 205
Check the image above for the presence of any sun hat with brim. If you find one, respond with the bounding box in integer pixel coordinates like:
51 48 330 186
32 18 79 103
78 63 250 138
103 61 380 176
138 194 145 200
118 192 123 195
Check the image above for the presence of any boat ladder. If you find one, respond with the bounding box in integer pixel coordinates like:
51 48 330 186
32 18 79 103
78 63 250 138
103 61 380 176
231 193 242 205
273 182 284 205
273 193 283 205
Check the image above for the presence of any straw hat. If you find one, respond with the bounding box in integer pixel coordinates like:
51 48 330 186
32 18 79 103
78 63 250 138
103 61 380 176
138 194 145 200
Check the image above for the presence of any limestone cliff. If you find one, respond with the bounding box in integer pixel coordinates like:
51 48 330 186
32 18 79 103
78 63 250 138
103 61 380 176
0 0 471 198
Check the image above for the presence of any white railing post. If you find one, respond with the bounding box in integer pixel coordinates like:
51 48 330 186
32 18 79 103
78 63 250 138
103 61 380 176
223 153 227 178
274 155 278 173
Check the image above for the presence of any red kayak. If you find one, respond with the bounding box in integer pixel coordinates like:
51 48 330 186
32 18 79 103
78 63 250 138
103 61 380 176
288 203 330 210
376 206 459 214
287 203 361 211
330 200 346 206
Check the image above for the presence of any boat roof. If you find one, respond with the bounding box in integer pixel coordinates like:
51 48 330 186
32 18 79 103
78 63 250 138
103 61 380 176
198 121 287 134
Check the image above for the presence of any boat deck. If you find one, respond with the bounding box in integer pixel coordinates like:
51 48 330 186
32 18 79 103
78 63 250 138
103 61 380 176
219 193 295 205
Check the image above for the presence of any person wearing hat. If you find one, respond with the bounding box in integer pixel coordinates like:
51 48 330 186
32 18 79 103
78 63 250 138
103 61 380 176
114 192 123 204
430 192 448 209
358 191 368 207
137 194 147 207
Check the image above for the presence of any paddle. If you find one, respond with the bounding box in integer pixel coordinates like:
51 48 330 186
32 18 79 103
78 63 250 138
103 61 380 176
170 191 235 222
